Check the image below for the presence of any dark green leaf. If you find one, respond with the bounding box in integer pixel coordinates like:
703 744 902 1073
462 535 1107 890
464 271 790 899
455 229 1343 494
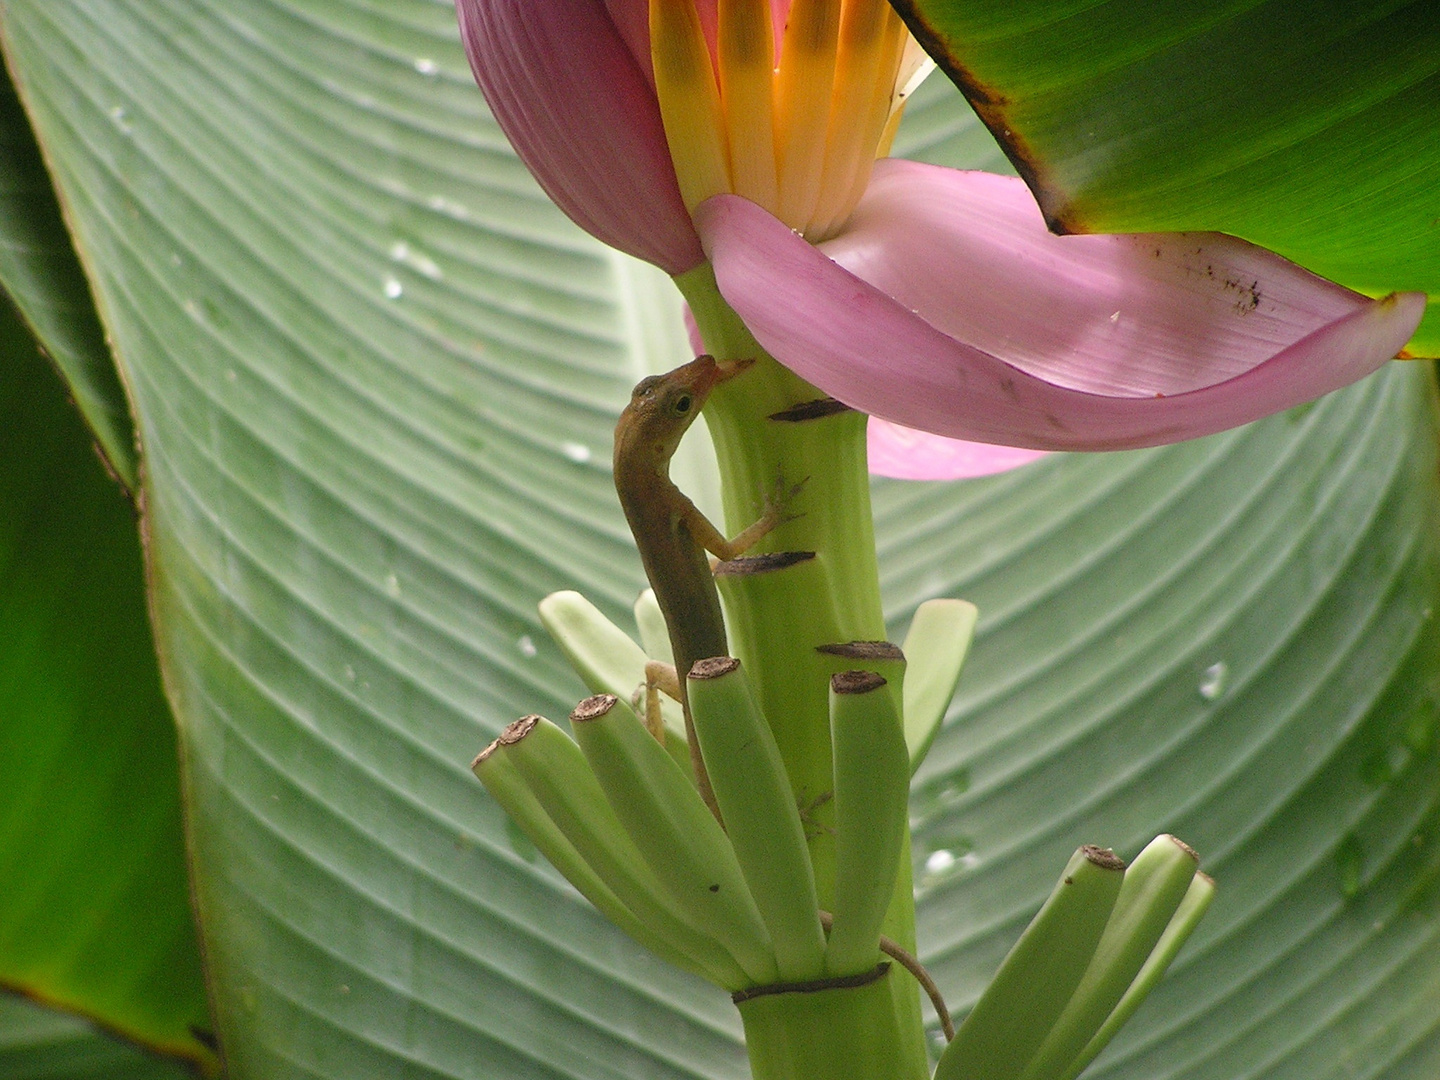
0 51 135 488
0 301 212 1066
890 0 1440 355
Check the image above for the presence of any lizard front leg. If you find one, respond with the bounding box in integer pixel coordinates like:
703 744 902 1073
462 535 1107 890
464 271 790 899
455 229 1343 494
677 476 808 563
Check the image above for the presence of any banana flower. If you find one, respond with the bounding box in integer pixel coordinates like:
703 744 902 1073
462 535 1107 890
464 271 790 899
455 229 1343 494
456 0 1425 473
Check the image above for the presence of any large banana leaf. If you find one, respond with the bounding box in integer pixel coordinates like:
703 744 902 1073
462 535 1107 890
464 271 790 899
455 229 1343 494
0 300 211 1065
889 0 1440 355
0 3 1436 1079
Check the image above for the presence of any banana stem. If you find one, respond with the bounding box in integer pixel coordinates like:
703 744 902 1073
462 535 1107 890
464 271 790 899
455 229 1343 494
676 262 926 1078
736 965 922 1080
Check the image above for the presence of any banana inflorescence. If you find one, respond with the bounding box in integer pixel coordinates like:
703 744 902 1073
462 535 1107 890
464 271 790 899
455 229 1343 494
471 588 1213 1078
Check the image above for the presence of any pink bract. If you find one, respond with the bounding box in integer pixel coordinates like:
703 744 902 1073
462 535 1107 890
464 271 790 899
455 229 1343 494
696 161 1425 451
868 420 1048 480
456 0 702 273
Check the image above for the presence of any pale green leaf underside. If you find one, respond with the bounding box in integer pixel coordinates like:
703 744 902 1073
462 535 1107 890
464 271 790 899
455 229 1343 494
2 4 1436 1080
887 366 1440 1078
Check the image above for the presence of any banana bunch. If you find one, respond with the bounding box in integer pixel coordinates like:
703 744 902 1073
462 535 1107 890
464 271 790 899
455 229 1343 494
933 837 1216 1080
472 590 975 991
474 589 1212 1080
471 661 904 990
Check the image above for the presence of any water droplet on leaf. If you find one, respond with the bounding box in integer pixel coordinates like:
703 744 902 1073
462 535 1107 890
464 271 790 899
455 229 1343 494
1198 661 1228 701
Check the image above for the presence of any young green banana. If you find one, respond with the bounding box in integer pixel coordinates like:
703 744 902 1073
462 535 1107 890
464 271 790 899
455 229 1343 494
568 693 780 987
538 590 650 702
687 656 826 981
900 598 978 772
485 714 749 988
934 846 1126 1080
537 590 689 763
1018 835 1200 1080
1061 872 1216 1080
825 670 912 977
470 732 733 984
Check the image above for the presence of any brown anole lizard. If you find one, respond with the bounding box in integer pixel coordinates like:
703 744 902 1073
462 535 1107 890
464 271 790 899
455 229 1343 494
613 354 794 821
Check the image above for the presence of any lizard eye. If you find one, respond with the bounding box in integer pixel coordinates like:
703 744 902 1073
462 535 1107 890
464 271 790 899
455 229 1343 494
673 393 693 415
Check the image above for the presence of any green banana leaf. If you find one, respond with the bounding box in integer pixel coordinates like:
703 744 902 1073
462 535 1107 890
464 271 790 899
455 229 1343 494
0 300 212 1068
889 0 1440 356
0 3 1436 1079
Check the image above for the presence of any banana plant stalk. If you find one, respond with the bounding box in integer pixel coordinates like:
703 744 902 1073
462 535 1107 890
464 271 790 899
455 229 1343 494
457 0 1217 1071
478 278 1215 1079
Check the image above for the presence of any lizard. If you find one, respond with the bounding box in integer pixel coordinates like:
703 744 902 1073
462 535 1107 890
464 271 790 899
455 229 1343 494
613 354 796 822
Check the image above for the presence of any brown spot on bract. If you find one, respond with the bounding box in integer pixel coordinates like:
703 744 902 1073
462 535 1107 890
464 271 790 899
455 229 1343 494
831 670 888 695
1082 845 1127 871
470 741 498 768
690 656 740 680
498 715 541 745
1166 835 1200 862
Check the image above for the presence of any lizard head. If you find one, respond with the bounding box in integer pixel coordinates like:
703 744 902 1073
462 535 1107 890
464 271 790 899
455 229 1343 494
621 354 723 464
